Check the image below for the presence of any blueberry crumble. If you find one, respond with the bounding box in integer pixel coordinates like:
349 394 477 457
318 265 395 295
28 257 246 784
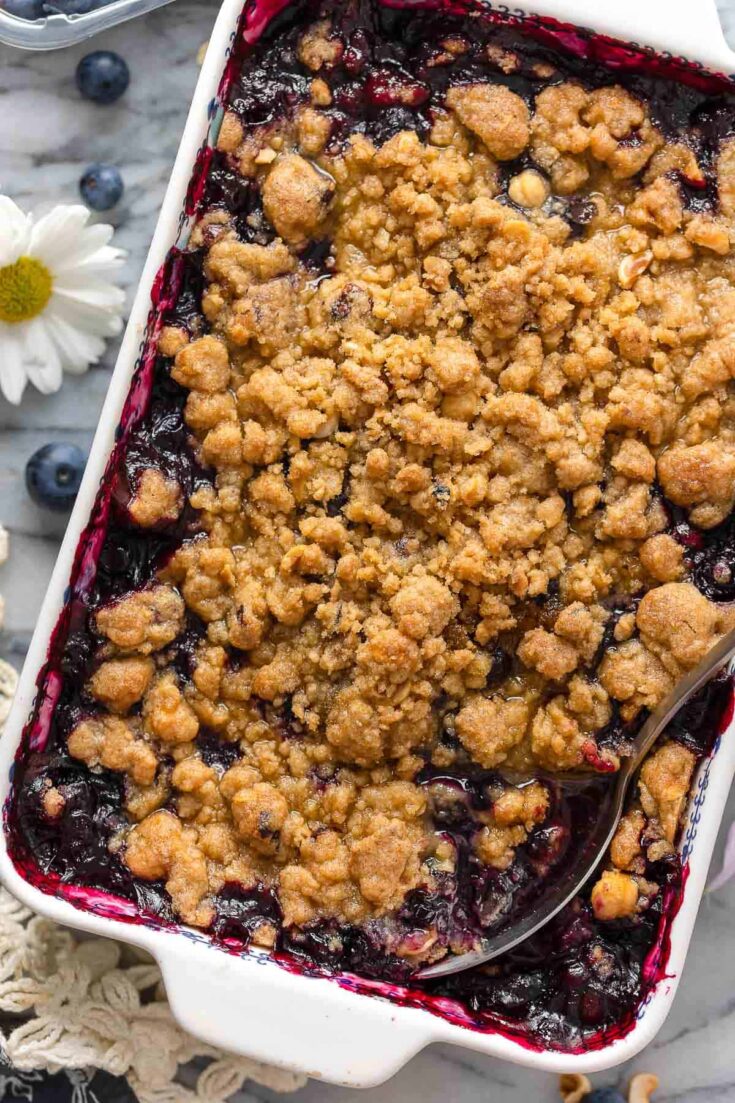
8 0 735 1052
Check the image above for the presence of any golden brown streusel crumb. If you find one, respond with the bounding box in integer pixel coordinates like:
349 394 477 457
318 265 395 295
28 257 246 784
171 335 231 393
143 672 200 744
216 111 244 154
88 657 155 714
639 741 696 842
296 18 343 71
128 469 183 529
610 809 645 871
636 582 735 675
445 83 530 160
124 809 214 926
95 585 185 655
638 534 685 583
658 441 735 529
455 696 531 768
261 154 334 245
68 715 158 787
83 29 735 940
158 325 190 358
517 628 579 681
590 869 640 920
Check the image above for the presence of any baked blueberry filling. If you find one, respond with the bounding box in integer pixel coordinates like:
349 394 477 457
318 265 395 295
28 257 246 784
8 0 735 1052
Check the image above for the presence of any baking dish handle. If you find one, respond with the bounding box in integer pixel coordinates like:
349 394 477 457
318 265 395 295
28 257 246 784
515 0 735 75
156 939 434 1087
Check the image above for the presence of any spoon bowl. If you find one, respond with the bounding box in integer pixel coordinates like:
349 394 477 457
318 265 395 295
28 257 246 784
415 626 735 981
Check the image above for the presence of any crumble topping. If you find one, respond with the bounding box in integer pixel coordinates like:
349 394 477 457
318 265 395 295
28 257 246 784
128 469 183 528
94 584 185 656
591 740 696 921
88 657 155 713
52 12 735 964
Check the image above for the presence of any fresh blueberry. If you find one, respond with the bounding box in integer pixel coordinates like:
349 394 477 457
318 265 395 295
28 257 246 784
587 1090 627 1103
79 163 124 211
25 443 86 513
2 0 44 18
75 50 130 104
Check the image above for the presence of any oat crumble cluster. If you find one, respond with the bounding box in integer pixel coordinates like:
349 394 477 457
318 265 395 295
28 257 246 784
41 10 735 966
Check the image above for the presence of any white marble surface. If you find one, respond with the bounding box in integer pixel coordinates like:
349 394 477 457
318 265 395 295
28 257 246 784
1 3 735 1101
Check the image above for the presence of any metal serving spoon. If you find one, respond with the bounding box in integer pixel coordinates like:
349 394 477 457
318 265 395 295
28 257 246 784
416 626 735 981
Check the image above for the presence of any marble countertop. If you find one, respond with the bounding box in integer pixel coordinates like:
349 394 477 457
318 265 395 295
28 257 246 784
1 4 735 1101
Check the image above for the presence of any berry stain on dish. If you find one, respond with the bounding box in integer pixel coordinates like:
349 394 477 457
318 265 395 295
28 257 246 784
8 0 735 1055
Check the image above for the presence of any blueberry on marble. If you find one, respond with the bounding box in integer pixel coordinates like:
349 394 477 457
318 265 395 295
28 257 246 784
26 443 86 512
2 0 44 19
79 163 124 211
76 50 130 104
587 1090 627 1103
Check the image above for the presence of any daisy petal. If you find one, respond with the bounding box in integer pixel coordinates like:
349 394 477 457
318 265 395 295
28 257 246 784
29 205 91 266
52 279 126 309
58 248 127 276
45 310 106 370
43 223 124 273
23 317 63 395
63 348 106 374
49 292 125 340
0 329 29 404
0 197 32 267
0 197 124 401
32 206 127 275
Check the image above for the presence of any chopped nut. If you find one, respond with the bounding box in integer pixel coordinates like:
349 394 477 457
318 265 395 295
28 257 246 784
559 1073 591 1103
629 1074 660 1103
618 250 653 288
508 169 550 208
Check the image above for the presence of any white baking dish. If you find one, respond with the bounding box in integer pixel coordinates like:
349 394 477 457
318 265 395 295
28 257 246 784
2 0 735 1087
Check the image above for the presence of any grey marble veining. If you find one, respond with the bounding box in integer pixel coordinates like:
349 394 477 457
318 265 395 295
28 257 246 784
1 4 735 1100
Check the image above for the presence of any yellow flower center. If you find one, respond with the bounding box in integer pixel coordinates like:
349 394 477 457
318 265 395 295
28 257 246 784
0 256 53 324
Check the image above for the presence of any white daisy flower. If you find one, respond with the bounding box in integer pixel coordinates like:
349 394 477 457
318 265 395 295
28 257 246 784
0 196 126 404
